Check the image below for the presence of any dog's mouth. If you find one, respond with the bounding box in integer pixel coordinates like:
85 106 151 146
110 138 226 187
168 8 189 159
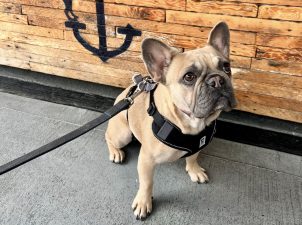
215 95 237 111
193 93 237 119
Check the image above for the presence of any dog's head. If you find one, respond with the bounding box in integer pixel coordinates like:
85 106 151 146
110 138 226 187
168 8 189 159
142 22 237 121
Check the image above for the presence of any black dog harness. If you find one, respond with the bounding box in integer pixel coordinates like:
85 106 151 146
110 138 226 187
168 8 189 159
147 87 216 158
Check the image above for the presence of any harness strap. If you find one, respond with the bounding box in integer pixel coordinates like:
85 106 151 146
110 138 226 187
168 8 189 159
147 87 216 158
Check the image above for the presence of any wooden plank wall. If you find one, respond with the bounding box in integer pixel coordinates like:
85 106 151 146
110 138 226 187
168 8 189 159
0 0 301 123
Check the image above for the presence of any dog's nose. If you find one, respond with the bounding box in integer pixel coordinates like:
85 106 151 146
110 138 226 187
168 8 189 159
206 75 224 88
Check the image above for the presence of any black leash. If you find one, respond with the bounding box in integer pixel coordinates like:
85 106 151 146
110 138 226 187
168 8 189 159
0 74 156 176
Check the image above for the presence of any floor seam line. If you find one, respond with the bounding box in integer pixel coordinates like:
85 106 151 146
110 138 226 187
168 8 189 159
200 152 302 179
0 106 105 131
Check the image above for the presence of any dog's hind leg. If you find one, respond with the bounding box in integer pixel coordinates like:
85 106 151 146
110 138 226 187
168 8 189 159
105 110 133 163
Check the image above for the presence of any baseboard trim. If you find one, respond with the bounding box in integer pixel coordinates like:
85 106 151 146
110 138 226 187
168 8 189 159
1 72 301 156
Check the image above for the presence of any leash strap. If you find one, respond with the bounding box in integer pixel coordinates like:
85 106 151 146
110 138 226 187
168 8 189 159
0 98 132 175
0 74 157 176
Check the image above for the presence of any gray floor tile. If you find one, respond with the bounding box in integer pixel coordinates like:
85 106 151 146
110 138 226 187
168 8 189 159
0 92 301 225
0 92 100 125
204 139 302 177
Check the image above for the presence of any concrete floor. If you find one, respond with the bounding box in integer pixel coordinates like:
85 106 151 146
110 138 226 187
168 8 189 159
0 92 301 225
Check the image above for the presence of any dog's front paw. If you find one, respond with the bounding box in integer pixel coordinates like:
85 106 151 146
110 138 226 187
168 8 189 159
131 192 152 220
109 148 125 164
186 164 209 184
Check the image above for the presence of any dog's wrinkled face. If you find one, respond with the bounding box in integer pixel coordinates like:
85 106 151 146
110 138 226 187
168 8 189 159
142 22 237 120
166 46 236 119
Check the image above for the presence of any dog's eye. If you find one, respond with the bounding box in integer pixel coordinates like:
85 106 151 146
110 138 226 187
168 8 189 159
183 72 197 84
222 62 231 75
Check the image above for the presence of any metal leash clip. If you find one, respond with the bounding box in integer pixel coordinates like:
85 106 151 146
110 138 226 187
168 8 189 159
133 73 157 92
125 73 157 104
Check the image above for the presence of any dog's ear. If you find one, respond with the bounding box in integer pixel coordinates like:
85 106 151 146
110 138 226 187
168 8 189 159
208 22 230 59
142 38 178 82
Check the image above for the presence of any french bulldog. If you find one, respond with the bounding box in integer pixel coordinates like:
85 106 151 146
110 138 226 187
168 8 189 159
105 21 237 220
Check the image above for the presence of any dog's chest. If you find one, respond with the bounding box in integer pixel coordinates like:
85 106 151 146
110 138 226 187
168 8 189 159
153 146 187 163
185 117 206 134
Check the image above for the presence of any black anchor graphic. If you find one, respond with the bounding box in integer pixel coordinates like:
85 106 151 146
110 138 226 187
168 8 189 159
63 0 142 62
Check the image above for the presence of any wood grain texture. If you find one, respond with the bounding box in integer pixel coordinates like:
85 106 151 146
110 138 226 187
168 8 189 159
0 2 21 14
0 0 64 8
29 62 132 87
64 31 143 52
0 21 64 39
229 55 251 69
0 54 133 88
23 4 165 22
0 37 250 73
21 5 67 19
0 30 94 54
0 40 146 73
233 70 302 115
236 100 302 123
234 79 302 101
116 29 255 57
251 58 302 76
259 5 302 21
224 0 302 7
0 42 146 72
0 0 302 122
236 90 302 113
166 10 302 37
104 0 185 10
65 0 96 13
0 55 30 70
0 48 137 82
27 14 67 29
256 33 302 49
0 12 27 24
186 0 258 17
186 42 255 57
104 4 165 21
110 15 257 45
256 46 302 62
27 14 116 36
116 27 256 45
20 0 65 9
233 69 302 89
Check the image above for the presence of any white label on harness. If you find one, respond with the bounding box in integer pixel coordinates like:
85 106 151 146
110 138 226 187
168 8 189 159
199 136 206 148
